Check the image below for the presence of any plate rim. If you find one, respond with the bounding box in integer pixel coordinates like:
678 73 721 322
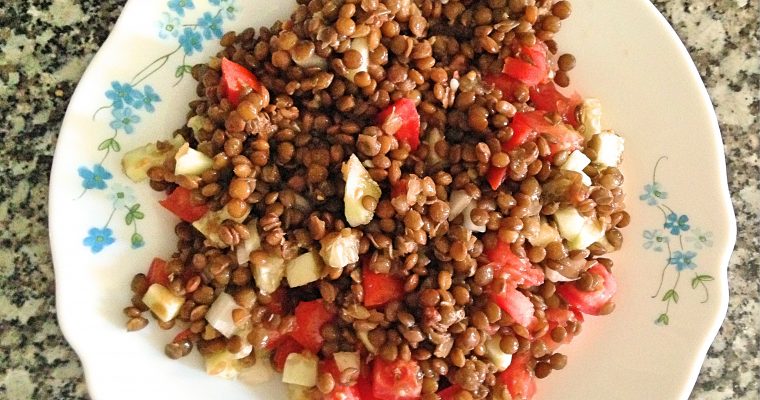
48 0 737 398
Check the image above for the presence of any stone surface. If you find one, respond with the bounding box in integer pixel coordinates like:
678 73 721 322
0 0 757 399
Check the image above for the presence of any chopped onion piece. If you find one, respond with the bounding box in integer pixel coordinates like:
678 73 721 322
448 190 471 222
292 52 327 69
527 220 561 248
590 130 625 168
569 219 606 250
286 251 324 288
192 205 250 247
174 142 213 176
357 330 377 354
282 352 318 387
235 219 261 265
205 292 241 338
319 230 360 269
463 200 486 233
333 352 361 373
580 98 602 140
484 335 513 371
554 207 585 241
251 254 285 295
142 283 184 322
343 154 382 227
121 135 185 182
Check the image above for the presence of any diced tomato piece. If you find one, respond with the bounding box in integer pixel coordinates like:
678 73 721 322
377 98 420 151
484 74 519 102
146 257 170 286
220 57 262 107
290 300 336 353
372 358 422 400
502 43 550 86
499 354 537 400
437 385 461 400
321 358 362 400
529 81 582 127
556 263 617 315
391 179 408 199
159 187 208 222
503 111 583 156
486 241 544 288
357 370 383 400
503 58 545 87
490 286 535 328
363 265 405 308
272 336 304 372
486 166 508 191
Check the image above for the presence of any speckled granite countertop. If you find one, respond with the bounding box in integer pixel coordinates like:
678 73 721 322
0 0 757 399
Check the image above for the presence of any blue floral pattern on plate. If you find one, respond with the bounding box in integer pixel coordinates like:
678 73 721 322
79 0 240 253
643 157 714 326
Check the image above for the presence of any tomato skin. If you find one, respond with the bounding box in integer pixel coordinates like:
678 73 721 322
220 57 262 107
146 257 170 286
555 263 617 315
266 287 287 315
272 336 304 372
484 73 519 102
159 187 208 222
499 354 537 400
377 98 421 151
485 241 544 288
321 358 362 400
372 358 422 400
529 82 581 127
290 300 336 353
502 43 550 86
362 266 405 308
490 286 535 328
486 166 507 191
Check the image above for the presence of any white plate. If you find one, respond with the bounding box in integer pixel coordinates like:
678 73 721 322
49 1 736 399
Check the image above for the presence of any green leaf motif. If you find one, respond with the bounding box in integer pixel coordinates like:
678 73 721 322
175 65 185 78
98 138 112 151
131 232 144 247
662 289 679 304
110 140 121 152
656 313 669 325
183 64 193 73
691 274 714 289
133 210 145 220
125 213 134 225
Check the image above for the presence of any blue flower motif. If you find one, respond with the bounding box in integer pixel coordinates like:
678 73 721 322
110 108 141 134
108 183 137 208
198 12 224 39
178 27 203 55
168 0 194 16
669 250 697 271
83 227 116 254
78 164 113 190
158 12 181 39
639 182 668 206
686 228 713 249
215 0 238 20
105 81 141 109
663 212 690 235
133 85 161 112
642 229 668 252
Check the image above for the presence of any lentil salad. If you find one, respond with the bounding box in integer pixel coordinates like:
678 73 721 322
121 0 628 399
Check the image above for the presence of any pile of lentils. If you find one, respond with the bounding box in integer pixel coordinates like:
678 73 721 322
124 0 628 398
